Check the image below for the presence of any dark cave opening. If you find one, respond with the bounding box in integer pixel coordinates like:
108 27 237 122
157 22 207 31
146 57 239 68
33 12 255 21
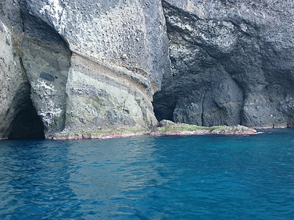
8 99 45 140
153 105 174 122
152 92 176 122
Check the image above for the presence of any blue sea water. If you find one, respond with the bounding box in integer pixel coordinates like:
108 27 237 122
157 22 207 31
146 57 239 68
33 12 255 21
0 129 294 220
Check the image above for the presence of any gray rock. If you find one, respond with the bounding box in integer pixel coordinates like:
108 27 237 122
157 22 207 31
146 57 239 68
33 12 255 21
2 0 294 139
0 21 25 139
40 72 55 82
159 119 175 127
153 0 294 128
0 0 23 35
0 0 169 139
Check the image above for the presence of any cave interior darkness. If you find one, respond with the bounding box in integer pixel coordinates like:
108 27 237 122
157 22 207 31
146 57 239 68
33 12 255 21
8 98 45 140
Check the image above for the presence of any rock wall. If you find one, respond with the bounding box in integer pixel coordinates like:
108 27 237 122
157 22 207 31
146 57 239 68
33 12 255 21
0 20 25 139
0 0 170 139
154 0 294 128
1 0 294 140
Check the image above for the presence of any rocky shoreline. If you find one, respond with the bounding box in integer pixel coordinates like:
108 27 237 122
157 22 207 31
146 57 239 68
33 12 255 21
50 120 258 141
2 1 294 140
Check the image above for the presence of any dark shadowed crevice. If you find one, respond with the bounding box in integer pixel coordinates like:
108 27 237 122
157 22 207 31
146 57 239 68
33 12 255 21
153 90 177 122
7 82 45 140
153 101 175 122
8 98 45 139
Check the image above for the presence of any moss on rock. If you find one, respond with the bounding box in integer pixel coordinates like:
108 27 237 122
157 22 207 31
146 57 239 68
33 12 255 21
49 120 257 140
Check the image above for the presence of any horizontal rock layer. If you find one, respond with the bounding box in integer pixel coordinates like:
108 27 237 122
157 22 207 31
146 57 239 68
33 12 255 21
0 0 169 139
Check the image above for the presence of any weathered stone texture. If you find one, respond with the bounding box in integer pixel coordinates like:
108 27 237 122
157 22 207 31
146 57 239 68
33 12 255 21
154 0 294 128
64 54 157 133
22 0 169 93
0 0 169 139
1 0 294 139
0 21 24 139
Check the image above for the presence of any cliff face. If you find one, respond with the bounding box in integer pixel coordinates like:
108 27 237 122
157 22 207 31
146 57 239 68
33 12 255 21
1 0 294 139
154 0 294 128
0 0 170 139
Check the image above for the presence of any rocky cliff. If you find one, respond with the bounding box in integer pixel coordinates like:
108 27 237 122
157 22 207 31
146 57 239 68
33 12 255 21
0 0 169 139
1 0 294 139
154 0 294 128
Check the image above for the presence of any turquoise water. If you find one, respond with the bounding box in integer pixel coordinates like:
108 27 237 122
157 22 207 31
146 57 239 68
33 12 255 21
0 129 294 220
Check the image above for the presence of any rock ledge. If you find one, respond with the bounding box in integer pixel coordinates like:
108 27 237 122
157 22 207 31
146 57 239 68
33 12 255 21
50 120 257 141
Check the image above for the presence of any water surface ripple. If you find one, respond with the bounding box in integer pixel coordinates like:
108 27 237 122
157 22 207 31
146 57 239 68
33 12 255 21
1 129 294 219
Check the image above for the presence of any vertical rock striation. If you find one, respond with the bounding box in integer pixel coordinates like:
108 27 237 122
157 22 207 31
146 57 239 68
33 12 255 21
154 0 294 128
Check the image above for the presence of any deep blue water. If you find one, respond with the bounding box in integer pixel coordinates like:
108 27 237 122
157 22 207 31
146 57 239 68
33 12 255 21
1 129 294 220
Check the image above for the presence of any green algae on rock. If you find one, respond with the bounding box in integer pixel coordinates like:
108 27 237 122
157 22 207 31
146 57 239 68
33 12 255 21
155 120 257 136
50 120 257 140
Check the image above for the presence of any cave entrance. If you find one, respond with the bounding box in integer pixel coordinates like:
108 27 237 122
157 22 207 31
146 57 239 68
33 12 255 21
8 98 45 140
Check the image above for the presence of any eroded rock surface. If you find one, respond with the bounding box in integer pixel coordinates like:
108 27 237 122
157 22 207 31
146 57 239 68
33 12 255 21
154 0 294 128
0 0 170 139
0 20 25 139
1 0 294 140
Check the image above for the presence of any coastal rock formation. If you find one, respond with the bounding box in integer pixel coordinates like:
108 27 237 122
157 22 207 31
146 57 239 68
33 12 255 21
0 20 27 139
0 0 170 139
1 0 294 139
156 120 257 136
154 0 294 128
